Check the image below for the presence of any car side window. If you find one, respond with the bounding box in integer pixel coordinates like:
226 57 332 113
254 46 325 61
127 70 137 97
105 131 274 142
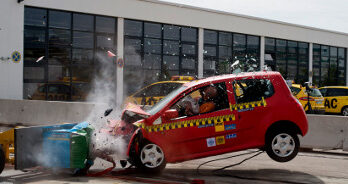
326 88 347 97
171 82 229 117
233 79 274 104
319 88 327 97
162 83 181 96
134 84 162 97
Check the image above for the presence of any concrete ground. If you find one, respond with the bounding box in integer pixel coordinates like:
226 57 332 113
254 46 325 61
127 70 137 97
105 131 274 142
0 150 347 184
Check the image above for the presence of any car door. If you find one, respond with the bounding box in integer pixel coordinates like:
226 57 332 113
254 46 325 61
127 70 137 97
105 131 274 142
231 78 274 146
160 82 235 159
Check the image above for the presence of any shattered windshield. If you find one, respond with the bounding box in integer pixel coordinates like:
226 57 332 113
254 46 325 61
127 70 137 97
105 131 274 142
146 86 187 115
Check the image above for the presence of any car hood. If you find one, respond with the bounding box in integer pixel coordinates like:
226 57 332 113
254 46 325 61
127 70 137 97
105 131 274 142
123 103 150 117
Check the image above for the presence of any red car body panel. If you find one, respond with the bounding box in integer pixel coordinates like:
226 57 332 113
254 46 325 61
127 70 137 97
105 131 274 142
126 71 308 163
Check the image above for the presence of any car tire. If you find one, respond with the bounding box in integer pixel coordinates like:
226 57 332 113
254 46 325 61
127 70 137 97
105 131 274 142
265 129 299 162
0 145 5 174
342 106 348 116
136 143 166 173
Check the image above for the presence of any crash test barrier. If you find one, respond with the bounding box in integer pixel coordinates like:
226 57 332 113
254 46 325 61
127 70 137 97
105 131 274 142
0 99 347 151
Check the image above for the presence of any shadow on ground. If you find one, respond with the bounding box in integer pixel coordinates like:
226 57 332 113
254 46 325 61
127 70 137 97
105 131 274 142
0 166 324 184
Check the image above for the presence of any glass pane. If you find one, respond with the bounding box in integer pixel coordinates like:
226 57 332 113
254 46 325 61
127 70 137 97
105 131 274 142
24 48 45 64
203 59 216 77
46 83 72 101
49 29 71 46
73 31 94 48
144 23 162 38
72 83 91 101
144 38 161 54
49 10 71 29
219 32 232 46
144 70 161 85
96 16 115 33
219 46 232 59
182 44 196 56
321 46 329 85
72 49 93 64
204 30 217 44
265 38 275 52
25 7 47 27
71 64 94 83
163 25 180 40
313 44 320 55
330 47 338 57
204 46 216 57
73 14 94 31
24 29 46 45
287 41 297 54
144 54 161 70
181 57 196 70
97 35 114 50
163 40 179 55
338 48 345 59
24 67 45 80
24 83 46 100
125 38 142 54
247 35 259 49
124 20 143 37
233 34 246 48
181 27 197 42
218 59 231 74
48 65 70 82
276 40 286 52
48 46 71 65
163 55 179 70
124 54 141 67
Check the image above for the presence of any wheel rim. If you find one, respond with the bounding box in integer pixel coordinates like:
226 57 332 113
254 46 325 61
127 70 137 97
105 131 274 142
342 107 348 116
271 133 295 157
140 144 164 168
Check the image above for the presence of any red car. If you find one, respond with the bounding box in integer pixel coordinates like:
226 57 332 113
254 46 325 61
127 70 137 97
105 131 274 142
117 71 308 172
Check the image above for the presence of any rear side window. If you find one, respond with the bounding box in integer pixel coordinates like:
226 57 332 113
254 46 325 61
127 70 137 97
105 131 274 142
319 88 327 97
326 88 348 97
233 79 274 103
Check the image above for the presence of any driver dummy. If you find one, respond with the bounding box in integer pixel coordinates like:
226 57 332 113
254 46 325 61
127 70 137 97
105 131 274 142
176 85 218 116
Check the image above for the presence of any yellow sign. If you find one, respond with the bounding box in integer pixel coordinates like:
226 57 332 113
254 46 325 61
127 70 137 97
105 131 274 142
11 51 21 63
214 120 224 132
216 136 225 145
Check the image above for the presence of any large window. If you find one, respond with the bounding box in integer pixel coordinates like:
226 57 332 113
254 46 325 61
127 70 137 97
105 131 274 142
124 20 198 95
203 30 260 77
312 44 346 86
265 38 308 84
24 7 117 101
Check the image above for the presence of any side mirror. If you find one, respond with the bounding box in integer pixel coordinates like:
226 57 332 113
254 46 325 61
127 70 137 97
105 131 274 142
162 109 178 121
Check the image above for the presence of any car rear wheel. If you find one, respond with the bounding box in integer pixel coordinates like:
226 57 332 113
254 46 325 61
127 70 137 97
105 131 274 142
342 106 348 116
265 130 299 162
138 143 166 173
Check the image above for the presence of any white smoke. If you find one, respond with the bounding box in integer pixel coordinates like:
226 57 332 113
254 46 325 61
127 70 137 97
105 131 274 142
84 51 127 163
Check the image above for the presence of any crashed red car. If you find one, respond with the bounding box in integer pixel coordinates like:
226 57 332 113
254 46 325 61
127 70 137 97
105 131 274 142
118 71 308 172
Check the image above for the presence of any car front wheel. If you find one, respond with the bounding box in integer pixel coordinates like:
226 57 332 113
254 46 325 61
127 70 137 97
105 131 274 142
265 130 299 162
342 106 348 116
138 143 166 173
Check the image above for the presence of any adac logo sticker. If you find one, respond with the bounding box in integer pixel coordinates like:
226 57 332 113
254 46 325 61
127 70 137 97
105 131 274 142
216 136 225 145
226 133 237 139
225 124 236 131
214 118 224 132
206 137 216 147
11 51 21 63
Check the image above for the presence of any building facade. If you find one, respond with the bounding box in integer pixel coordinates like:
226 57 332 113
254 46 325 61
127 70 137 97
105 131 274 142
0 0 347 104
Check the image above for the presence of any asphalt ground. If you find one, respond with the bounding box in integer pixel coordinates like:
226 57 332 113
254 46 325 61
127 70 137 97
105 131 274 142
0 150 347 184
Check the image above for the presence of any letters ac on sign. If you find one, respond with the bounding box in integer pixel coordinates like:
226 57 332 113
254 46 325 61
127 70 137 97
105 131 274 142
325 98 337 109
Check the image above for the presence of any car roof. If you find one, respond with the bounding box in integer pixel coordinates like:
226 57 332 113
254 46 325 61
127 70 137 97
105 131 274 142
183 71 281 88
319 86 348 89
